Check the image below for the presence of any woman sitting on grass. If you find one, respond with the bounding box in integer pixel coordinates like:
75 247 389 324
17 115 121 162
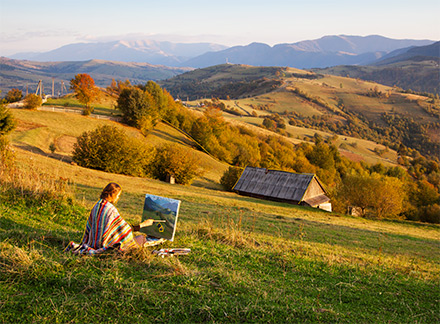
66 182 157 255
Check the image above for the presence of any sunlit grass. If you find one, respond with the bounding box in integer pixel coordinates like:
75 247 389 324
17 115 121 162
2 102 439 322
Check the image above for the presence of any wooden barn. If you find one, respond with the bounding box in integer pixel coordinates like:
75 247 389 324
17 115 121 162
233 167 332 212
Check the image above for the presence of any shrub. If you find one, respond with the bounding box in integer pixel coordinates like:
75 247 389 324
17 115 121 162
72 125 151 177
148 144 203 185
49 143 56 154
23 94 42 110
0 136 15 169
0 104 16 136
5 88 23 103
220 166 244 191
420 204 440 224
0 102 16 168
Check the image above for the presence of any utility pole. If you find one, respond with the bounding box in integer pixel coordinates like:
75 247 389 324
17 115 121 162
52 77 54 97
35 80 43 97
61 81 66 96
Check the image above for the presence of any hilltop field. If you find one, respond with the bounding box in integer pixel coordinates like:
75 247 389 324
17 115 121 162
1 101 439 322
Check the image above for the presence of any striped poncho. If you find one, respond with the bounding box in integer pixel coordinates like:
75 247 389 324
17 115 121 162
66 199 138 255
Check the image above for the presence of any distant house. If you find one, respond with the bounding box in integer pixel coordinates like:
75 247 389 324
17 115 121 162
233 167 332 212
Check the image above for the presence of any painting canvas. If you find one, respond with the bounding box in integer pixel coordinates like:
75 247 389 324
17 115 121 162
139 194 181 241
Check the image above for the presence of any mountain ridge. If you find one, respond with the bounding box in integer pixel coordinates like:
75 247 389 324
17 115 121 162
10 40 228 66
8 35 435 69
182 35 434 68
314 42 440 94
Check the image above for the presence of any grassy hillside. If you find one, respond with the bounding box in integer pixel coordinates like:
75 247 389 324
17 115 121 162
186 102 398 167
163 64 440 159
10 109 228 187
1 108 439 322
160 64 284 100
43 93 121 117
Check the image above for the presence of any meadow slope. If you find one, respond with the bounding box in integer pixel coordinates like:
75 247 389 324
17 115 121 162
0 108 439 323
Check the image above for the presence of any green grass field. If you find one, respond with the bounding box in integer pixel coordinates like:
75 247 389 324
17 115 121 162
1 108 439 323
44 93 122 117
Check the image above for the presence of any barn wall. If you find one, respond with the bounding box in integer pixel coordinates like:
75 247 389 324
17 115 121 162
318 203 332 212
303 177 325 200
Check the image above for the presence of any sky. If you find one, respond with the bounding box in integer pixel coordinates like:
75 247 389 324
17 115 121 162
1 0 439 56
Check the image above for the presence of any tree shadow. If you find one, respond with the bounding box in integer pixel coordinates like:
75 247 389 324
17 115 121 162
149 129 195 146
14 143 73 163
0 217 81 250
191 177 224 191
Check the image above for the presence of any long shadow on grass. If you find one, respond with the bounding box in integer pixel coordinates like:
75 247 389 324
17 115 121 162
69 184 440 262
182 199 440 262
150 129 195 146
14 143 73 163
0 217 80 250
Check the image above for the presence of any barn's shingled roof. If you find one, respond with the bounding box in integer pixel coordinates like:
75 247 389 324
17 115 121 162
233 167 329 206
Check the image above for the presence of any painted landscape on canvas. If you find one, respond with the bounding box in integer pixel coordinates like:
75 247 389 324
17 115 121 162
140 194 181 241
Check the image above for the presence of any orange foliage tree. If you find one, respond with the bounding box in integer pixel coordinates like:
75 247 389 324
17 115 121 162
70 74 99 115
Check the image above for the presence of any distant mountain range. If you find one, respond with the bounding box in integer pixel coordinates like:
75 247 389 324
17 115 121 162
314 41 440 94
372 41 440 66
10 40 228 66
9 35 435 69
183 35 435 69
2 36 438 96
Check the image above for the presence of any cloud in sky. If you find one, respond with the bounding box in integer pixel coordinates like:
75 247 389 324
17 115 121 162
1 0 439 55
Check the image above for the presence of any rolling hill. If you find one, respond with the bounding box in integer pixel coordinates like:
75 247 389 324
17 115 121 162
159 64 284 100
160 64 440 159
3 106 439 323
0 57 193 95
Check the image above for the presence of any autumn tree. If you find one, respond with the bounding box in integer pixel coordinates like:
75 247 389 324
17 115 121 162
143 81 168 114
262 117 277 131
70 74 100 115
338 172 404 219
107 79 132 96
117 87 158 134
148 144 203 185
5 88 23 103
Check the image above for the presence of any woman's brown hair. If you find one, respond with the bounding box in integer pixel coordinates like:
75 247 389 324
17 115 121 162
100 183 121 201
